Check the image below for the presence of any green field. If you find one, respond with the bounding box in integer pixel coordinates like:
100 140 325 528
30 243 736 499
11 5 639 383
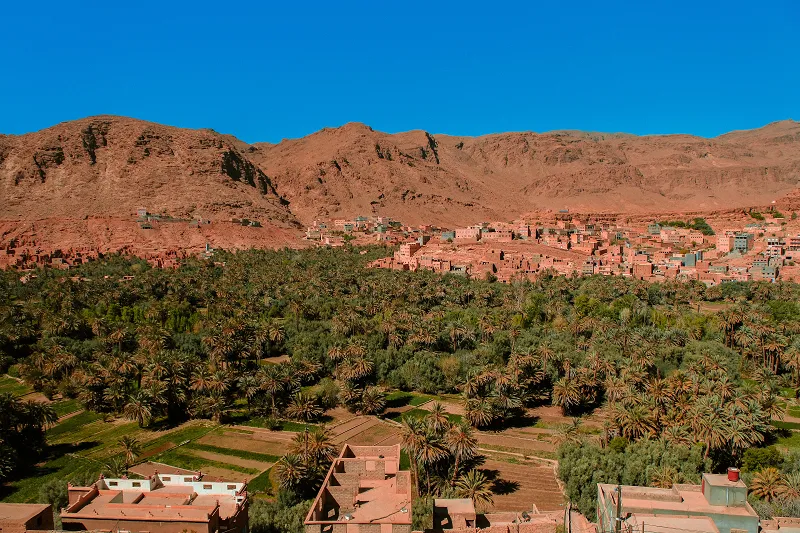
386 391 433 408
154 449 261 476
183 442 280 463
387 407 462 423
0 375 33 397
239 417 317 432
51 399 82 417
0 409 281 503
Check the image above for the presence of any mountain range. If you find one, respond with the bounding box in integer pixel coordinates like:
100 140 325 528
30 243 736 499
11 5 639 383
1 116 799 253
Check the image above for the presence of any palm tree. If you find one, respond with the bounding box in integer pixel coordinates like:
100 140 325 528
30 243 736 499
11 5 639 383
455 469 494 510
359 386 386 415
275 454 306 489
104 456 127 478
123 391 152 427
118 436 142 472
416 431 448 494
552 377 581 415
553 419 584 446
347 358 374 381
649 465 682 489
778 472 800 500
612 404 654 441
400 416 426 494
306 428 338 466
444 421 478 485
426 402 449 434
286 393 322 422
464 398 494 428
750 468 785 502
784 345 800 387
537 342 557 374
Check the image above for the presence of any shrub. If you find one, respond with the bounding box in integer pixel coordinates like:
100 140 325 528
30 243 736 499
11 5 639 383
742 447 783 472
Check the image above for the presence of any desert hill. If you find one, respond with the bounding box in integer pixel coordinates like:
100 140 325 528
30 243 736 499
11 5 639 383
1 116 799 258
251 120 800 225
0 116 303 254
0 116 296 224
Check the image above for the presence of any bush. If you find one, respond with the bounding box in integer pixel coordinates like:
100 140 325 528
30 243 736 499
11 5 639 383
412 495 433 531
314 378 339 409
742 447 783 472
249 498 310 533
558 440 709 517
39 478 68 510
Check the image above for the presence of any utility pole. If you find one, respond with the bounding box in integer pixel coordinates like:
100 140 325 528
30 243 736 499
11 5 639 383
615 485 623 533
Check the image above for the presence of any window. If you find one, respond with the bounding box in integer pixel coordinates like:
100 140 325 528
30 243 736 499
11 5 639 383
162 476 171 481
184 477 194 482
203 484 212 490
109 481 118 486
132 482 141 488
227 485 236 490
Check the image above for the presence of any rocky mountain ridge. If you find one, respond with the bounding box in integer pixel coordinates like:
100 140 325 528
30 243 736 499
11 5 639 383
2 116 799 256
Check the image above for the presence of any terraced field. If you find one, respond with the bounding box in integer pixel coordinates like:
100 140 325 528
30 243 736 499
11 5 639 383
0 375 32 396
329 416 401 446
481 458 564 512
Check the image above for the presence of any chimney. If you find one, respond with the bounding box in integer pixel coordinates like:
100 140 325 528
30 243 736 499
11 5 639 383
727 467 740 482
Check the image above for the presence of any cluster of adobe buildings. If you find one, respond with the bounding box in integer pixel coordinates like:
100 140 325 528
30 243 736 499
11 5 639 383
5 445 800 533
306 212 800 284
0 244 189 271
0 209 222 271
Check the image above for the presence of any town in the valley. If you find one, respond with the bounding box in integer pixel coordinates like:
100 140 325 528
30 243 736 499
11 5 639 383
305 210 800 284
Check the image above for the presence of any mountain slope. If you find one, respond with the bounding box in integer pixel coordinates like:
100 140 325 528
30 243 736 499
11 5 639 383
0 116 297 225
252 120 800 225
1 117 799 259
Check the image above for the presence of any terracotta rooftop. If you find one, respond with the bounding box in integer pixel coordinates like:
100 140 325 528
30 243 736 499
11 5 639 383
62 475 247 523
598 483 756 519
628 515 720 533
0 503 51 521
305 444 412 528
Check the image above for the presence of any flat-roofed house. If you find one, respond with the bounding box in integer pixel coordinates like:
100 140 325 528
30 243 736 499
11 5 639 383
60 474 248 533
455 227 481 242
0 503 54 533
304 444 412 533
597 471 758 533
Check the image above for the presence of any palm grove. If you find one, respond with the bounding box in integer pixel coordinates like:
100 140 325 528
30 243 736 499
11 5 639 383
1 247 800 521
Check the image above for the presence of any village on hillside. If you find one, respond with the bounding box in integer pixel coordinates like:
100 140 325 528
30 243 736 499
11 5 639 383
306 210 800 284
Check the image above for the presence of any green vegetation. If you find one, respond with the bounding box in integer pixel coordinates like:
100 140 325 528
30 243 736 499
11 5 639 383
239 418 318 432
657 217 715 235
3 247 800 512
386 390 432 407
155 449 260 475
51 399 81 417
45 411 103 439
250 496 310 533
0 375 33 396
184 442 279 463
0 394 57 484
248 467 274 494
750 211 766 221
2 452 99 503
559 439 709 517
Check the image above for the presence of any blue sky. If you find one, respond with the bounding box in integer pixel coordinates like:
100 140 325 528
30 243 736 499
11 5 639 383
1 1 797 143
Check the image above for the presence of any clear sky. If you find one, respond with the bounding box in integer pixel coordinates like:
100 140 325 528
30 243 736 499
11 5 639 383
1 1 798 143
